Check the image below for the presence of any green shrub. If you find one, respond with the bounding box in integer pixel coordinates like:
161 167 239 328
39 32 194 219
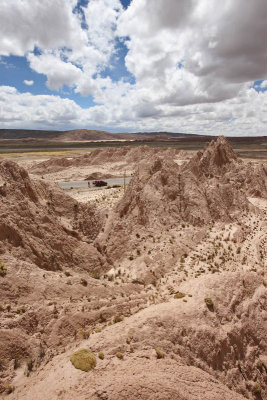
98 352 104 360
205 298 214 307
70 349 96 372
91 271 100 280
252 383 261 394
174 292 185 299
99 313 106 323
155 348 164 359
0 263 7 277
116 352 123 360
16 306 26 314
113 315 123 324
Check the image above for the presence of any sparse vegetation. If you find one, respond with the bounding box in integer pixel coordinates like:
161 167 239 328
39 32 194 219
174 292 185 299
91 271 100 279
116 352 123 359
16 306 26 314
99 313 106 323
252 383 262 394
0 262 7 277
205 298 214 308
155 347 164 359
98 352 104 360
113 314 123 324
70 349 96 371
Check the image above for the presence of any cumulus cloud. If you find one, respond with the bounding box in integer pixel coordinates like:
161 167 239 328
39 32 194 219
0 0 267 135
0 0 83 56
0 84 266 136
28 52 82 91
118 0 267 107
23 80 34 86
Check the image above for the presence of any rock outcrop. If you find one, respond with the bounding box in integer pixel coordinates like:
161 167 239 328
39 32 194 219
29 145 187 176
1 137 266 400
0 160 104 272
186 136 267 197
97 137 257 263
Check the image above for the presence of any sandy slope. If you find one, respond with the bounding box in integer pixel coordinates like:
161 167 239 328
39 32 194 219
0 137 266 399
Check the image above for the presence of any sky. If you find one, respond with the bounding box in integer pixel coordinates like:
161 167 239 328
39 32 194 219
0 0 267 136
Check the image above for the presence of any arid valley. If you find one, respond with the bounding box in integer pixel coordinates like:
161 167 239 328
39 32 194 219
0 132 266 400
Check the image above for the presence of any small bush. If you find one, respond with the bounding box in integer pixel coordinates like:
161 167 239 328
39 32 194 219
113 315 123 324
256 360 264 370
205 298 214 307
98 352 104 360
0 262 7 277
174 292 185 299
252 383 261 394
80 278 88 286
3 381 14 394
155 348 164 359
99 313 106 323
16 306 26 314
116 352 123 360
82 330 90 340
91 271 100 280
70 349 96 372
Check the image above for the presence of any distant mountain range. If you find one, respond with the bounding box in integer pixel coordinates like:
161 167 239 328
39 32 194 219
0 128 266 144
0 128 195 141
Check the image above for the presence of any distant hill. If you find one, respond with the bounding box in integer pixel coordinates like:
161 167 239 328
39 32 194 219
0 128 192 142
0 128 266 144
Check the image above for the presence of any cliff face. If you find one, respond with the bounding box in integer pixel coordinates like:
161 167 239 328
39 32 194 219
97 137 256 264
0 160 104 272
0 137 266 400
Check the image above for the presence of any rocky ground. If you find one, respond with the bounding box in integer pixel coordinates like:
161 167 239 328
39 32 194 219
0 137 266 400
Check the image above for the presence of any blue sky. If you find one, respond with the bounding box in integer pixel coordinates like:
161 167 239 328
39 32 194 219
0 0 267 135
0 0 133 110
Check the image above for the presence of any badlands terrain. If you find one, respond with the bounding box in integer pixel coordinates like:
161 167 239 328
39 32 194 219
0 136 266 399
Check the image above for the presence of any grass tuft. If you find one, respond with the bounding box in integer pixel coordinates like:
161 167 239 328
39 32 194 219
70 349 96 372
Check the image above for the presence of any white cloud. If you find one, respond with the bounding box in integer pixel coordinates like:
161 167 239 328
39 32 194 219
23 80 34 86
0 0 83 56
0 84 266 136
27 52 82 91
0 0 267 135
260 80 267 89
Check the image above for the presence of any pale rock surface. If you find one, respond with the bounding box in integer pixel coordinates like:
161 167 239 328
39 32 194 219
0 137 266 400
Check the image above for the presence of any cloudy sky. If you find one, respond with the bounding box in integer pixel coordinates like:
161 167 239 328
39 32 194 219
0 0 267 135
